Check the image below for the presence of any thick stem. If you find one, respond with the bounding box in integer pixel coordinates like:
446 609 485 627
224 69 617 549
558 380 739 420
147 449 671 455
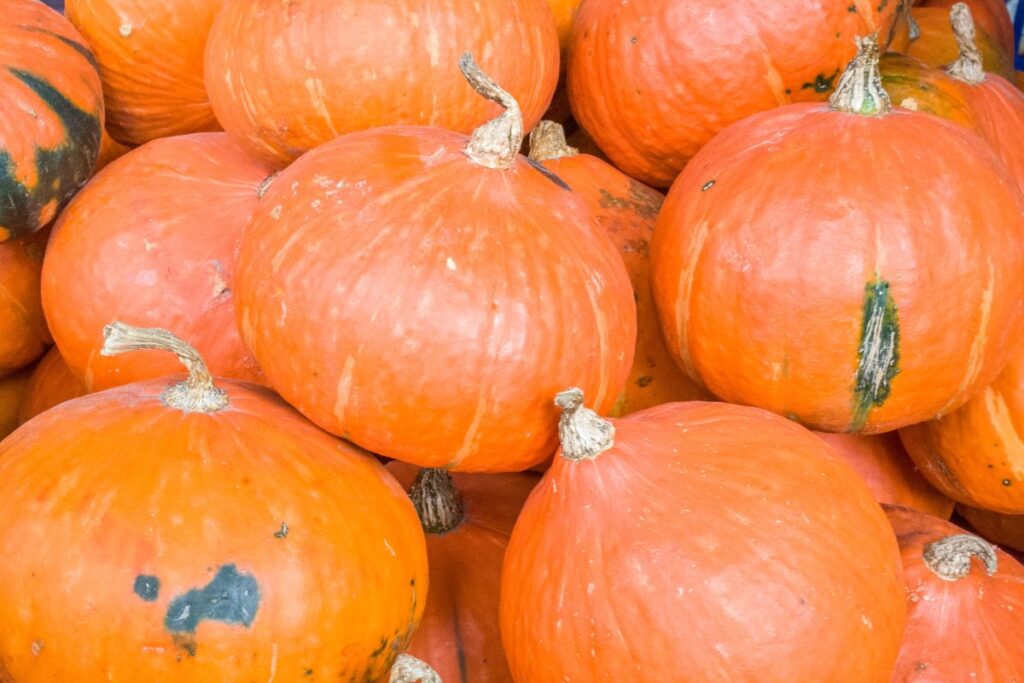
923 534 998 581
100 321 228 413
946 3 985 85
828 34 892 116
460 53 523 169
528 120 579 162
555 388 615 462
389 654 442 683
409 468 465 534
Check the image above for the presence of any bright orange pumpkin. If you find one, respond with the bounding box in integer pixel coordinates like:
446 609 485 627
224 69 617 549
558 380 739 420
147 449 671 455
204 0 559 167
235 57 636 472
0 323 428 680
651 36 1024 433
0 365 32 441
567 0 903 186
958 504 1024 552
528 121 710 415
41 133 272 392
501 393 906 681
0 230 51 377
0 0 103 242
906 6 1015 79
388 463 537 682
66 0 224 146
17 346 87 424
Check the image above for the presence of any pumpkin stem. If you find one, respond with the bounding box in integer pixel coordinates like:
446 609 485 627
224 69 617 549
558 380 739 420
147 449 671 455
828 34 892 116
555 388 615 462
409 468 465 534
460 53 523 169
257 172 279 198
100 321 229 413
389 654 441 683
528 120 579 162
922 533 998 581
947 3 985 85
907 11 921 42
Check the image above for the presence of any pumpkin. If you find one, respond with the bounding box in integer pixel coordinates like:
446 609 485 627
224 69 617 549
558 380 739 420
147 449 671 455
879 52 977 125
0 366 32 441
885 505 1024 681
204 0 559 168
958 504 1024 553
17 346 87 424
815 432 953 517
650 36 1024 433
41 133 272 393
547 0 581 49
65 0 223 146
566 0 903 187
906 6 1015 79
501 391 906 681
94 127 132 173
0 0 103 242
388 463 537 682
0 322 429 680
528 121 711 415
919 0 1015 57
235 56 636 472
0 229 51 377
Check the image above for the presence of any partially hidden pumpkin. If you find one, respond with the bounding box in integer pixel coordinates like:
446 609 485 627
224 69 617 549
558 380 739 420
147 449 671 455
906 6 1015 79
94 127 133 173
0 0 103 242
235 56 636 472
0 322 429 680
547 0 581 49
919 0 1016 57
885 505 1024 681
501 392 906 681
0 229 51 377
651 36 1024 433
958 504 1024 553
0 365 32 441
528 121 711 415
567 0 903 186
388 464 538 682
66 0 224 146
204 0 559 167
17 346 87 425
41 133 272 392
879 51 977 126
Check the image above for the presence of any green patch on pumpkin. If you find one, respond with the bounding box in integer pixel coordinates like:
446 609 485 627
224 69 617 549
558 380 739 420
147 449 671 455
850 278 900 431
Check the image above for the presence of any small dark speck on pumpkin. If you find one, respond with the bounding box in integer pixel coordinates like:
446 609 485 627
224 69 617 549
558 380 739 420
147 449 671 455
798 597 807 605
701 180 715 191
275 522 289 539
848 3 857 11
630 36 638 44
784 88 792 94
303 669 313 676
1004 479 1013 486
371 638 389 657
835 32 841 38
636 375 653 388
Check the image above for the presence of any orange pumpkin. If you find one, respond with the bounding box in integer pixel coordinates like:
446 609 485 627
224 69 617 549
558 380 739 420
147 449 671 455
885 505 1024 680
66 0 224 146
388 463 537 682
547 0 581 49
0 365 32 441
0 230 51 377
0 0 103 242
958 504 1024 552
501 392 906 681
94 127 133 173
204 0 559 167
17 346 87 424
0 323 428 680
567 0 902 186
815 432 953 517
41 133 272 392
651 36 1024 433
920 0 1015 57
906 6 1015 79
235 57 635 472
528 121 710 415
879 52 978 126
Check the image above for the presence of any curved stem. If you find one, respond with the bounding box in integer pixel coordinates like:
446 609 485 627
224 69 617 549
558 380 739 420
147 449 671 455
460 53 523 169
101 321 228 413
389 654 442 683
555 388 615 462
828 34 892 116
528 120 579 162
923 533 998 581
409 468 465 534
947 3 985 85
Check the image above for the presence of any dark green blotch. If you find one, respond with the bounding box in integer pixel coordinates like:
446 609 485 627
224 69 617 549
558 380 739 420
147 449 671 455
163 564 260 634
851 278 901 431
801 69 841 94
133 575 160 602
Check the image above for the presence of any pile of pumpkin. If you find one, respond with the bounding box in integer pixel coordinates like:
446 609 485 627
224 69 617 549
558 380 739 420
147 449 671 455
2 0 1024 679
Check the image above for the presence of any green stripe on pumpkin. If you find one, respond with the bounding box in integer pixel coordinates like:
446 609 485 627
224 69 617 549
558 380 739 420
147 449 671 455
850 278 901 431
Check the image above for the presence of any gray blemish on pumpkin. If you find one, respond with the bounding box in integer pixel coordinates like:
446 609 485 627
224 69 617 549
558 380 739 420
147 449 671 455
851 278 900 430
701 179 716 191
133 574 160 602
274 522 289 539
163 564 260 635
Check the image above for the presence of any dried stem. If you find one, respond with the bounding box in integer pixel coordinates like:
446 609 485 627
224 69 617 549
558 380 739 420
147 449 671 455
528 120 579 162
946 3 985 85
555 388 615 461
410 468 465 534
460 53 523 169
828 34 892 116
923 534 998 581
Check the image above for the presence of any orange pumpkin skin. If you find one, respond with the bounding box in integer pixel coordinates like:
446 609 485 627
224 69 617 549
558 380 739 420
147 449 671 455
879 52 978 126
501 401 906 681
388 464 537 682
958 504 1024 552
885 505 1024 681
66 0 223 146
548 0 580 49
920 0 1015 58
235 127 636 472
954 74 1024 195
0 377 428 680
204 0 559 167
651 104 1024 433
815 432 953 518
567 0 902 186
41 133 272 392
0 230 51 377
0 0 103 242
17 346 87 424
907 7 1015 79
0 366 32 441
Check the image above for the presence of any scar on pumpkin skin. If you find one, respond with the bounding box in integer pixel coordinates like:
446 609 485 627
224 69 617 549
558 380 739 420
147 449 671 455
850 278 901 430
